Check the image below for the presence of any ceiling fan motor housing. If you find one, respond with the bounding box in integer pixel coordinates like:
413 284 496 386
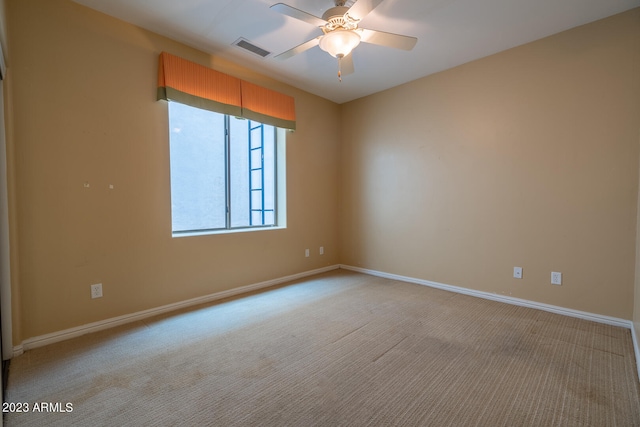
322 6 350 22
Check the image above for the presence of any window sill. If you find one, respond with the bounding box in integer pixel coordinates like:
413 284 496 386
172 225 286 238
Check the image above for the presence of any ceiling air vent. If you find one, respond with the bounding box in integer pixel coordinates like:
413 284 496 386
233 38 271 58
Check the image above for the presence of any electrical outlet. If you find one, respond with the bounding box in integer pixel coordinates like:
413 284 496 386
91 283 103 299
305 249 310 258
513 267 523 279
320 246 324 255
551 272 562 285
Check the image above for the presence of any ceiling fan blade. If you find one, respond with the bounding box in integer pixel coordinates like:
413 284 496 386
270 3 327 27
274 36 322 60
360 28 417 51
340 52 355 76
347 0 385 21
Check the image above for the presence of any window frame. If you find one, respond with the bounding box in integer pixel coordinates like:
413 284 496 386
168 102 286 237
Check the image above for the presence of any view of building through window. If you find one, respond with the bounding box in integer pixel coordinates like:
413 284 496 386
168 102 276 233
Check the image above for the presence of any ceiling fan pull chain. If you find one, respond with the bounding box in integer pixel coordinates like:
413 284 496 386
337 54 343 82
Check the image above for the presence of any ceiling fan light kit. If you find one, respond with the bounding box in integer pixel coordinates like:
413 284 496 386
272 0 417 81
318 29 361 58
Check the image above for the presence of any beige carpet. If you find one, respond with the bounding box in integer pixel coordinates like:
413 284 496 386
5 270 640 426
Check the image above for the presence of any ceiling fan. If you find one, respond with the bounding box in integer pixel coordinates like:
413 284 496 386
271 0 417 81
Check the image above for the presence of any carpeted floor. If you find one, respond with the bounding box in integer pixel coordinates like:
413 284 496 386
5 269 640 426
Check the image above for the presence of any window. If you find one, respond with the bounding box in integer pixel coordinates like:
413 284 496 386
168 101 283 234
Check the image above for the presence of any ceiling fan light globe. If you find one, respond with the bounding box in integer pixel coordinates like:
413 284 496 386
319 29 361 58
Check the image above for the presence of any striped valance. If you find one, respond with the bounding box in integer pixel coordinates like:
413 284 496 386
241 81 296 130
157 52 296 130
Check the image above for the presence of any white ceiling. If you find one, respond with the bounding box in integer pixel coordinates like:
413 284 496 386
73 0 639 104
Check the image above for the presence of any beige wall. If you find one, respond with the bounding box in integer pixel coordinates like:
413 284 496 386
6 0 340 340
340 9 640 319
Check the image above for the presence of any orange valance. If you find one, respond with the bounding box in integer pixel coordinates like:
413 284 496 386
157 52 296 130
240 81 296 130
157 52 242 117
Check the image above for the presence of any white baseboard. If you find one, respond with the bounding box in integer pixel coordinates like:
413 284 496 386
340 265 633 329
12 344 23 357
14 265 340 355
632 322 640 382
